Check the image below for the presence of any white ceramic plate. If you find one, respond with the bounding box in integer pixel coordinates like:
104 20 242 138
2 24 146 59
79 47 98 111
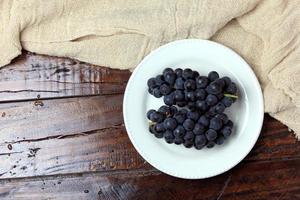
123 39 264 179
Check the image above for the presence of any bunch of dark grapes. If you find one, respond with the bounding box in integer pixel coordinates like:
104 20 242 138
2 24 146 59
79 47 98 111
146 68 238 149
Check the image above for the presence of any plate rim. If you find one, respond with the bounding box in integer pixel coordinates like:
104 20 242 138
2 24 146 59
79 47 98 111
123 39 264 179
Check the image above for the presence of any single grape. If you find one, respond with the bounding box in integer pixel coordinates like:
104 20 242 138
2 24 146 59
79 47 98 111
183 140 194 148
198 115 210 127
221 126 232 138
215 103 225 114
226 82 237 94
150 112 164 123
160 84 172 95
173 125 186 137
187 111 200 121
205 129 218 141
184 79 196 91
226 120 233 128
196 100 208 111
164 117 177 130
175 68 183 77
164 131 175 143
215 136 225 145
195 89 206 100
195 134 207 146
155 123 166 133
164 72 176 85
206 94 218 106
153 88 162 98
174 113 186 124
209 117 223 131
195 143 206 150
192 70 199 79
206 141 215 148
208 71 219 82
154 132 164 138
193 123 206 135
184 131 195 141
222 76 231 87
148 87 154 95
196 76 209 89
215 113 229 124
206 82 222 95
174 90 185 101
147 109 156 120
163 93 175 106
182 68 194 80
169 106 178 116
222 97 233 107
163 68 174 76
183 119 195 131
185 91 196 102
158 106 171 116
175 77 185 90
155 75 165 86
147 77 156 89
215 78 225 89
174 137 184 145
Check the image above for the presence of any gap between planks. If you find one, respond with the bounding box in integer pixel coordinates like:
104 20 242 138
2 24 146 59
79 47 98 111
0 94 124 141
0 116 299 179
0 51 131 102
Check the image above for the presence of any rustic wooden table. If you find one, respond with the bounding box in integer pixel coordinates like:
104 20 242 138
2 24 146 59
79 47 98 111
0 52 299 200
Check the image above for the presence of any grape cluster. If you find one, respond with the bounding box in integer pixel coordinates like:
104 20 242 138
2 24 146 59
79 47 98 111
146 68 238 149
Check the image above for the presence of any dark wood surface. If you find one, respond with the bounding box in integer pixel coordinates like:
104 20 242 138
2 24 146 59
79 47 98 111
0 52 299 200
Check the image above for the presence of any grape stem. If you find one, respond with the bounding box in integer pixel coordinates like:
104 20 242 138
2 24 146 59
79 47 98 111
224 93 238 99
148 121 156 126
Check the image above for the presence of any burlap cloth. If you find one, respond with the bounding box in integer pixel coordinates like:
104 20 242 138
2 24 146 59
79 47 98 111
0 0 299 139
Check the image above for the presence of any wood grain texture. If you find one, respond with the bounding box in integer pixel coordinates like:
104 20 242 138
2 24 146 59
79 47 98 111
246 115 300 161
0 159 299 200
0 126 150 178
0 113 299 179
0 95 123 142
0 52 299 199
0 52 131 102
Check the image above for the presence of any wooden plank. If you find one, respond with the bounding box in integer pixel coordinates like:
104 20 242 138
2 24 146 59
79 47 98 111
0 113 299 179
0 52 131 102
0 95 124 142
246 115 300 161
0 159 299 200
0 127 150 179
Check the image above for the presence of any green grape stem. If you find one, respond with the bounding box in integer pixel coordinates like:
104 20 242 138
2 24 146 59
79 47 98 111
224 93 238 99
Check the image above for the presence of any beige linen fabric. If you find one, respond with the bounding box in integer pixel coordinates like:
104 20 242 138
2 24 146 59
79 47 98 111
0 0 299 138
